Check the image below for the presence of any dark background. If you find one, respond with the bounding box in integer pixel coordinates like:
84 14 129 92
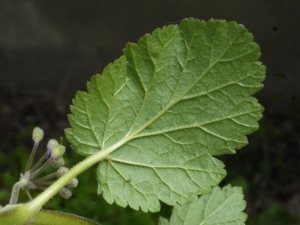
0 1 299 224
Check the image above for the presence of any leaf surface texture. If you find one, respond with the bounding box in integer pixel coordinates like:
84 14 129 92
159 185 247 225
66 18 265 212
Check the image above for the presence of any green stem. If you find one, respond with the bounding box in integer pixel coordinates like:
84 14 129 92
9 180 29 205
25 141 39 172
26 136 130 212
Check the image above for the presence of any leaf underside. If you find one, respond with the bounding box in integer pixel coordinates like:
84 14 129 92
159 184 247 225
65 18 265 212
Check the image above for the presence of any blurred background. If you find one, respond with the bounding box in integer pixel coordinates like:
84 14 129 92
0 0 299 224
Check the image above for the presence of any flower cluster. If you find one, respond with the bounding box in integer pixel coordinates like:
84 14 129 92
9 127 78 205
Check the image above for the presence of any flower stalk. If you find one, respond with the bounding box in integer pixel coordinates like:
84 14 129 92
8 127 79 206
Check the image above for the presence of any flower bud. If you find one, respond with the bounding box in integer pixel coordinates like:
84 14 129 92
47 139 59 149
46 139 59 159
67 178 78 188
32 127 44 143
59 187 72 199
51 145 65 158
57 166 69 177
52 157 65 168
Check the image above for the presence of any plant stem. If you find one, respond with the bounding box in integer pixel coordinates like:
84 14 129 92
33 171 60 183
25 141 39 172
30 157 55 179
9 180 29 205
30 150 48 172
26 136 130 212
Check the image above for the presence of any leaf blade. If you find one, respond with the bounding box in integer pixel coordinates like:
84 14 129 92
31 209 100 225
66 18 265 212
163 185 247 225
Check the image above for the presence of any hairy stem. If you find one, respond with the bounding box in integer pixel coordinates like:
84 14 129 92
26 136 130 212
9 180 29 205
25 141 39 172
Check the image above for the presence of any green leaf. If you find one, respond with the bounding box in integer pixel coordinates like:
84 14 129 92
160 184 247 225
158 216 170 225
31 209 100 225
66 18 265 212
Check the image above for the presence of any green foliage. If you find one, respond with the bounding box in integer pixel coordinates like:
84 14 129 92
66 17 265 216
159 185 247 224
0 18 265 225
44 154 161 225
32 210 100 225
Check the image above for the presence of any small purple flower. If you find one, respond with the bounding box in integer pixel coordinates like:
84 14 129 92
46 139 59 160
46 148 52 160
